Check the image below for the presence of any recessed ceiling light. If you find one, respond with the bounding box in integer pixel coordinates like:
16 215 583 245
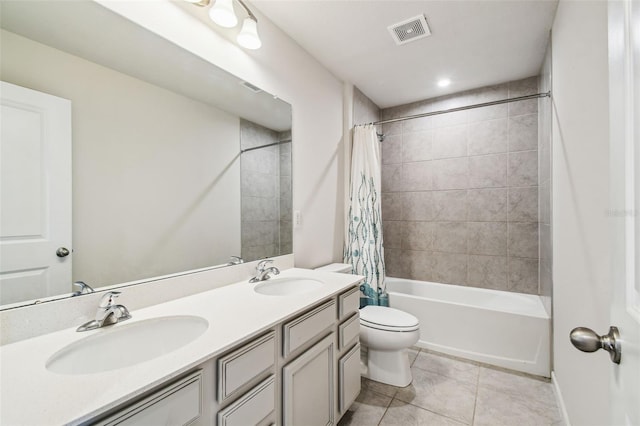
437 79 451 87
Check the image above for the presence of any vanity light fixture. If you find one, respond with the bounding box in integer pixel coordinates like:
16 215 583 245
237 16 261 49
185 0 262 50
209 0 238 28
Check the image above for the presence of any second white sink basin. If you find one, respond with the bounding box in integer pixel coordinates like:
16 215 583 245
254 277 324 296
46 315 208 375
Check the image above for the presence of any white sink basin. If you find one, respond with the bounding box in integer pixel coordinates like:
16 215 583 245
46 315 208 375
254 277 324 296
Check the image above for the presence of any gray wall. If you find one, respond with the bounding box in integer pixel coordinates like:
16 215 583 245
353 86 381 125
380 78 540 294
240 120 291 261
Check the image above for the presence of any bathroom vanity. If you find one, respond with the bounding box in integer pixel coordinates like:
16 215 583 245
0 268 363 425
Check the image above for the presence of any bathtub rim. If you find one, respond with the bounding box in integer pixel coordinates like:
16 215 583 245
384 276 549 320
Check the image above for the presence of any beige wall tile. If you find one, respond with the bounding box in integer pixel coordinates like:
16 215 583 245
402 130 432 163
469 154 507 188
509 114 538 151
432 190 467 221
508 223 539 258
404 192 435 221
433 125 467 159
508 150 538 187
508 187 538 222
432 252 468 285
468 118 508 155
467 255 508 289
433 222 467 253
468 188 507 221
468 222 507 255
432 157 469 190
403 221 434 251
382 134 403 164
402 161 433 191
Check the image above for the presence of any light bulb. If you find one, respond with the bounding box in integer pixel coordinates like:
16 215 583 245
237 17 262 49
437 78 451 87
209 0 238 28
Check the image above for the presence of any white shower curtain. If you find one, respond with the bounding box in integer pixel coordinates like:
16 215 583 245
344 125 387 306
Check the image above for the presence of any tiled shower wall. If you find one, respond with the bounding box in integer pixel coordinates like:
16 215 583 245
240 119 292 261
539 44 553 315
380 77 540 294
278 131 293 255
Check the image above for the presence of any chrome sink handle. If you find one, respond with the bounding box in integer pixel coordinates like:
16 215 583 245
71 281 94 296
98 291 122 309
250 259 280 283
227 256 245 265
96 291 131 323
256 259 274 272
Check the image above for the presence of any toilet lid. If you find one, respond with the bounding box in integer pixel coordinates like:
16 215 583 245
359 306 419 332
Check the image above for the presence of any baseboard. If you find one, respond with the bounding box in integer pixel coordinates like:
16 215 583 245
551 371 571 426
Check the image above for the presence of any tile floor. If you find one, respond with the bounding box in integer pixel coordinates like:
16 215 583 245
338 348 562 426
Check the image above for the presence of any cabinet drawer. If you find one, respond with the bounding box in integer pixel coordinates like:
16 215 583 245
338 313 360 350
338 287 359 319
283 300 336 357
339 344 361 413
97 371 202 426
217 376 275 426
218 331 275 402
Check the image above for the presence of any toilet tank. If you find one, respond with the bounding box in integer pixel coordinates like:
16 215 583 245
314 263 352 273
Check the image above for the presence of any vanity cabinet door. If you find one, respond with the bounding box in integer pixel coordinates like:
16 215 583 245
282 333 335 426
338 343 361 414
96 370 202 426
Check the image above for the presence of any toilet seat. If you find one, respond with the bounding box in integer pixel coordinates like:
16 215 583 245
360 305 419 332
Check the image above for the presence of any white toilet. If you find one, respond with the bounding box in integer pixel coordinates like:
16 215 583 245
315 263 420 387
359 305 419 387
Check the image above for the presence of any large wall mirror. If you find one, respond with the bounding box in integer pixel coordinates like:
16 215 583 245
0 1 292 309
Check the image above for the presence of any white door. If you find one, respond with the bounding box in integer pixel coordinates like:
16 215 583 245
608 1 640 425
0 81 72 306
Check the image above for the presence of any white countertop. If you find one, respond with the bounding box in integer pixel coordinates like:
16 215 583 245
0 268 363 425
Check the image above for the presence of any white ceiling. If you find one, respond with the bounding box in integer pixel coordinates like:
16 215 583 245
251 0 558 109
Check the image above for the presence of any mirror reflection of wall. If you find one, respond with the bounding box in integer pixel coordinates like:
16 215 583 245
240 121 292 261
1 28 241 300
0 1 292 309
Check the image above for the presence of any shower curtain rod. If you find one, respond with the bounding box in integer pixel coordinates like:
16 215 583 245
357 91 551 128
240 139 292 153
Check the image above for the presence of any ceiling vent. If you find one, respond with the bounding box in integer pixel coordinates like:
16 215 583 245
388 14 431 45
240 81 262 93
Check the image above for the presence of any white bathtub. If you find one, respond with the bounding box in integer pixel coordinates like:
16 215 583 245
386 276 551 377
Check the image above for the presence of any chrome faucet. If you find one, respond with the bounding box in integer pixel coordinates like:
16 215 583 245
227 256 245 266
249 259 280 283
76 291 132 332
71 280 94 296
